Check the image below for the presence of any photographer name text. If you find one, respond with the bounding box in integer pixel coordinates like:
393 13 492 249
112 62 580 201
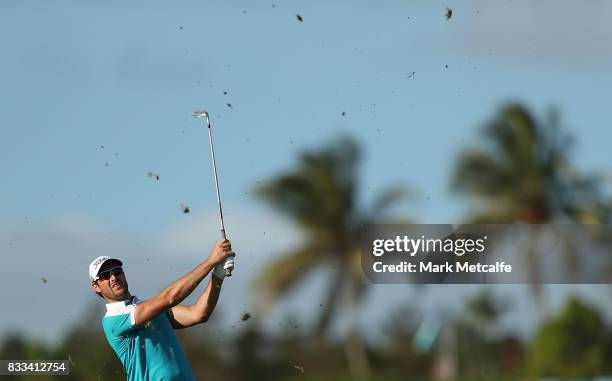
372 261 512 273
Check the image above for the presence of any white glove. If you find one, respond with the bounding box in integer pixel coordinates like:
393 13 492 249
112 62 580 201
212 258 235 280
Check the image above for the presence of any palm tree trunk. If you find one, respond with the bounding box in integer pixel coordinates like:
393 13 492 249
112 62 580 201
344 331 371 378
343 278 371 378
527 229 548 319
314 266 343 338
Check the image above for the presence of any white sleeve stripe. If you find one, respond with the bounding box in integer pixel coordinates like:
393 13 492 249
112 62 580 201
130 305 136 325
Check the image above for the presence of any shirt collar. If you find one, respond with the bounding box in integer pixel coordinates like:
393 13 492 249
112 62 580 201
105 296 139 313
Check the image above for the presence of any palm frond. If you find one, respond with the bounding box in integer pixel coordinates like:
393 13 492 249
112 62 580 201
369 185 414 219
452 149 513 197
256 137 362 232
256 244 329 309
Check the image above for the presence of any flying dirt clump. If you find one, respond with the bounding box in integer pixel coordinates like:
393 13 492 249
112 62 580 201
241 311 251 321
147 172 160 181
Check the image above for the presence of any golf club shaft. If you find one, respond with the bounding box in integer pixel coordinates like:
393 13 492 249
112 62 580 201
205 115 233 277
207 128 226 235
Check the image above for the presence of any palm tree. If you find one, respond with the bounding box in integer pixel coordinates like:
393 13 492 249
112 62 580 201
255 136 412 378
452 103 609 224
452 103 611 313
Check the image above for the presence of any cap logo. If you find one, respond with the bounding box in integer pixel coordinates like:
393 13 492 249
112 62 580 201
93 257 108 268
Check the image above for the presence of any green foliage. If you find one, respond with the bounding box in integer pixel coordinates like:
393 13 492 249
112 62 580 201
527 298 612 378
465 289 508 326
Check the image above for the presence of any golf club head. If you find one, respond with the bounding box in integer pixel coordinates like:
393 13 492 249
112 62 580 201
193 110 211 127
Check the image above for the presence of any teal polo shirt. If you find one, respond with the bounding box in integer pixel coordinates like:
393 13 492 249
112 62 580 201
101 296 196 381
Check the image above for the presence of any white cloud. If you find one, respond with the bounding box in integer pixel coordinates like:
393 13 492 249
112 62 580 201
447 0 612 63
159 208 302 255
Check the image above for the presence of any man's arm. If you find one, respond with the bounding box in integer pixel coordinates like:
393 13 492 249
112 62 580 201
167 274 223 329
133 239 232 326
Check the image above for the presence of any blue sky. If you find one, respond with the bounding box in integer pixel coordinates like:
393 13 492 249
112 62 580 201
1 0 612 343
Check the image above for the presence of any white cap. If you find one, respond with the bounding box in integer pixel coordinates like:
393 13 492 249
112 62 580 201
88 256 123 281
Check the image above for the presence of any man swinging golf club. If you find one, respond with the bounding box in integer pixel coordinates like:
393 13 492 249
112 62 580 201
89 241 235 380
89 109 235 380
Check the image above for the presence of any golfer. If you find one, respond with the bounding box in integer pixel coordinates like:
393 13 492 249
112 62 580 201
89 239 235 381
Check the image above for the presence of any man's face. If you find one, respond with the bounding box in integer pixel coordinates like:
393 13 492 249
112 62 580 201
91 263 129 302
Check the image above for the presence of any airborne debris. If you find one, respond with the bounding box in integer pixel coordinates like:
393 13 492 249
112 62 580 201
341 112 346 116
296 14 303 22
41 277 47 284
241 311 251 321
226 103 232 108
147 172 160 181
293 365 304 373
180 204 190 214
445 7 453 20
223 91 228 95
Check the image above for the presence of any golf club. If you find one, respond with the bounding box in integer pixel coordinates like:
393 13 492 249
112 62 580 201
193 110 234 277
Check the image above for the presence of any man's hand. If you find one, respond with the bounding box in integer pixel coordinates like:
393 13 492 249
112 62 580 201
208 239 234 266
